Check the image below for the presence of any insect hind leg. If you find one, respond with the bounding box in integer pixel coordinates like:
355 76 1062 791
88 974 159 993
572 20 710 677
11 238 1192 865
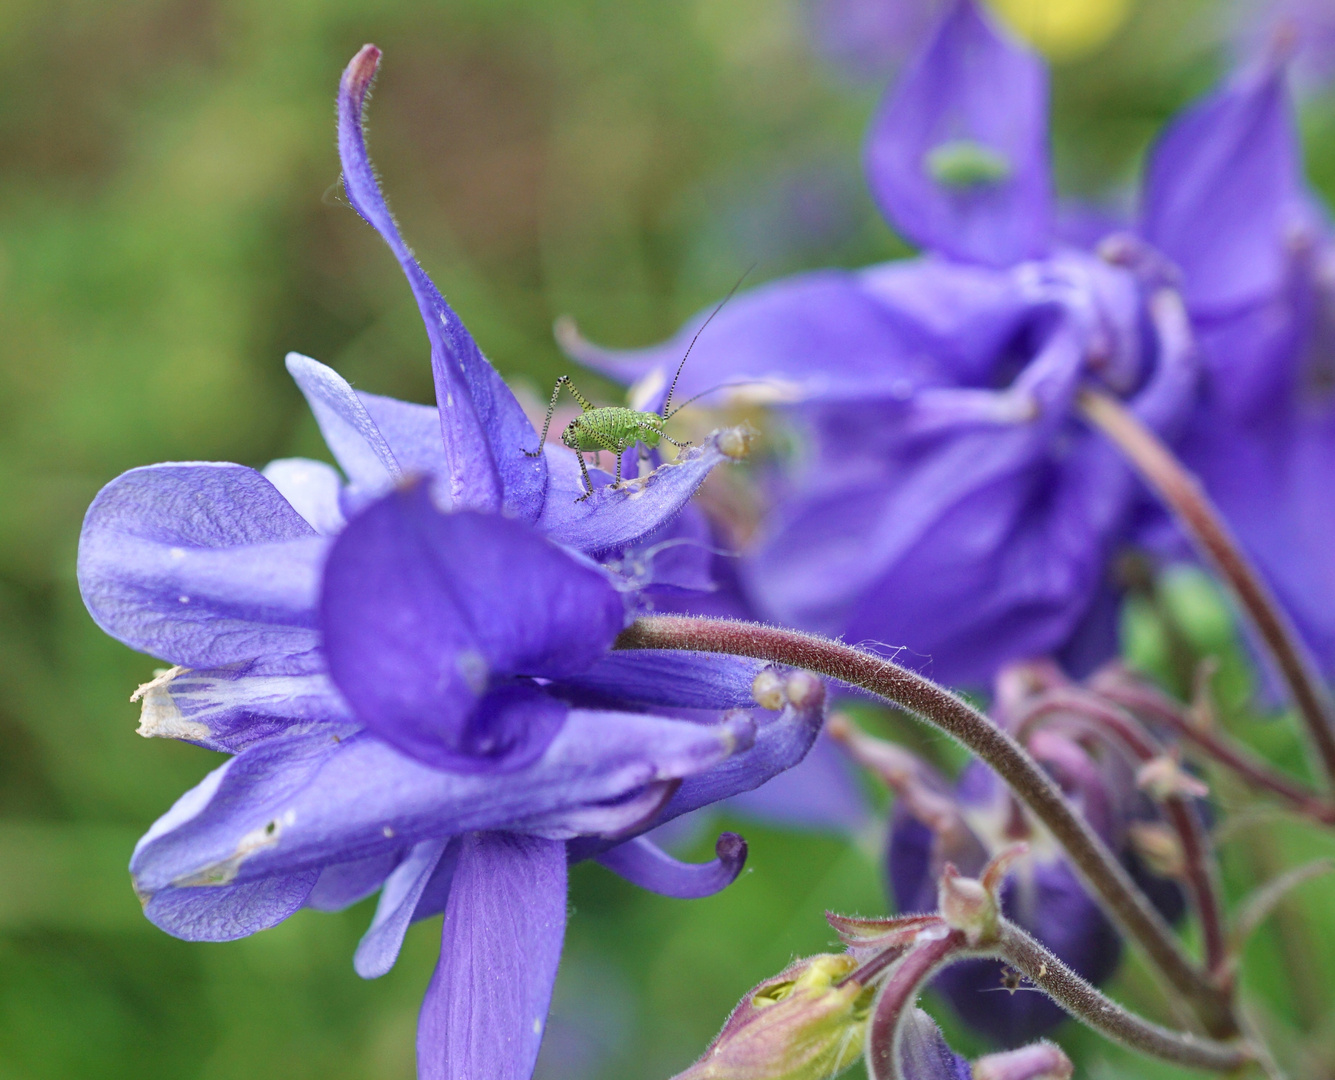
524 375 597 457
574 450 596 502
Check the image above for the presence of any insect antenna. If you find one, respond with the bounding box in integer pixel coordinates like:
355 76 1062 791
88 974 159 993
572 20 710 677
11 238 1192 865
663 377 771 421
660 265 754 420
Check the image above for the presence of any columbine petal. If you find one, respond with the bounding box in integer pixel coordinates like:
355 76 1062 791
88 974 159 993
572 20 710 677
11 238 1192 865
142 873 320 942
864 0 1052 266
595 832 747 899
1141 63 1302 313
357 389 450 478
285 352 403 494
338 45 545 518
307 851 404 911
320 485 625 769
538 429 745 555
262 457 347 535
355 837 458 978
556 650 767 710
132 663 354 753
896 1008 972 1080
417 832 566 1080
77 462 327 668
131 708 749 900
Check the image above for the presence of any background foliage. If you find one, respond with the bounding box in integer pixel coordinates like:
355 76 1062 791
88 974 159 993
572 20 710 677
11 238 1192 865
2 0 1333 1076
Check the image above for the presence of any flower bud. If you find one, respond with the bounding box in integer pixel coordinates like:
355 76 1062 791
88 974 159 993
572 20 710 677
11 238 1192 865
1128 821 1186 879
672 954 871 1080
938 864 997 947
972 1042 1073 1080
1135 755 1209 802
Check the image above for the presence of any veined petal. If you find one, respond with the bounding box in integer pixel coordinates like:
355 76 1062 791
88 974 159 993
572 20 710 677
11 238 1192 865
865 0 1052 266
338 46 545 518
320 486 625 769
285 353 402 494
132 663 354 753
357 389 450 478
1141 63 1302 313
142 873 320 942
78 462 327 668
355 837 458 979
595 832 747 899
417 833 566 1080
262 458 347 536
131 708 749 898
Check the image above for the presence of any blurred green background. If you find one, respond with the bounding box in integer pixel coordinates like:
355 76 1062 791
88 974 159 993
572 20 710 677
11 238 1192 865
3 0 1335 1076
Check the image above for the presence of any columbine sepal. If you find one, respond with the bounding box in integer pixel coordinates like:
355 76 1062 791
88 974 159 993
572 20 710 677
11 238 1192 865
670 954 872 1080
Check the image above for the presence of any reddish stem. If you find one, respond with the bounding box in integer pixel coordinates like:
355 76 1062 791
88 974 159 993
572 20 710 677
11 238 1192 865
616 615 1238 1038
865 930 966 1080
1016 689 1229 981
1078 387 1335 789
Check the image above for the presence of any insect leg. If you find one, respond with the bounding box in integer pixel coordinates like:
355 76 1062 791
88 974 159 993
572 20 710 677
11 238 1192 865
574 449 595 503
613 451 624 486
593 450 603 469
662 434 693 450
524 377 566 457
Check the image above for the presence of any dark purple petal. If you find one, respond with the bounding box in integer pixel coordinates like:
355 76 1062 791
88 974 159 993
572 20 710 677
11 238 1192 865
262 458 347 536
865 0 1052 266
537 430 741 555
77 463 327 668
595 832 747 899
142 873 319 942
417 833 566 1080
338 46 545 519
131 709 748 896
355 837 458 978
555 650 767 710
285 352 402 493
307 851 404 912
132 663 355 753
1141 64 1302 313
320 486 625 769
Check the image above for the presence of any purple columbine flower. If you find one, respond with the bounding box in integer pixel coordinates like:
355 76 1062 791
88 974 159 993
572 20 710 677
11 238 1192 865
78 45 825 1080
567 0 1335 688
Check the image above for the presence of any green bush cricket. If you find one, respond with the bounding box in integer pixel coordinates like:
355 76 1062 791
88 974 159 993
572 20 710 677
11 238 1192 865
525 278 745 501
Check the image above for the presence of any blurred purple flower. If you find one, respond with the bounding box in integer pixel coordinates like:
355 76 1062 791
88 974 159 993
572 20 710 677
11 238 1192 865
569 0 1335 686
1231 0 1335 93
807 0 946 82
77 44 827 1080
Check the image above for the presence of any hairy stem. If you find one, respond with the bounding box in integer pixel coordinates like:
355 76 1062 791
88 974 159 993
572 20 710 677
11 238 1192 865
994 920 1251 1072
615 615 1237 1038
1094 678 1335 824
1016 689 1229 980
1078 387 1335 789
865 930 966 1080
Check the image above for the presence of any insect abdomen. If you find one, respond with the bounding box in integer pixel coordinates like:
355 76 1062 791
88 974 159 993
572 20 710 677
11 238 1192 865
567 407 661 452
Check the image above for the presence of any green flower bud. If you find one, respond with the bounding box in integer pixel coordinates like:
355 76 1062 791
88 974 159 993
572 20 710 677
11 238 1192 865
672 954 872 1080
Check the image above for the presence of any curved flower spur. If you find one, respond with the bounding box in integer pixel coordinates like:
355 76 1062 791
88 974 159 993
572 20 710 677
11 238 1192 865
76 44 821 1080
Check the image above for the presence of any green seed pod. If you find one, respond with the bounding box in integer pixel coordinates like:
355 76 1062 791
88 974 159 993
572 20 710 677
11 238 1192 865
671 954 872 1080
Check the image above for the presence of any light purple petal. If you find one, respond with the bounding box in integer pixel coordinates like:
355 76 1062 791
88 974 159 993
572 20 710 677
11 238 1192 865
893 1008 971 1080
865 0 1052 266
725 731 871 832
1141 64 1301 313
307 851 404 912
538 430 739 555
355 837 458 978
78 462 327 668
131 708 750 896
143 872 319 942
357 390 449 478
338 46 545 518
320 486 625 769
595 832 746 899
262 457 347 535
417 833 566 1080
133 663 355 753
285 353 402 493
